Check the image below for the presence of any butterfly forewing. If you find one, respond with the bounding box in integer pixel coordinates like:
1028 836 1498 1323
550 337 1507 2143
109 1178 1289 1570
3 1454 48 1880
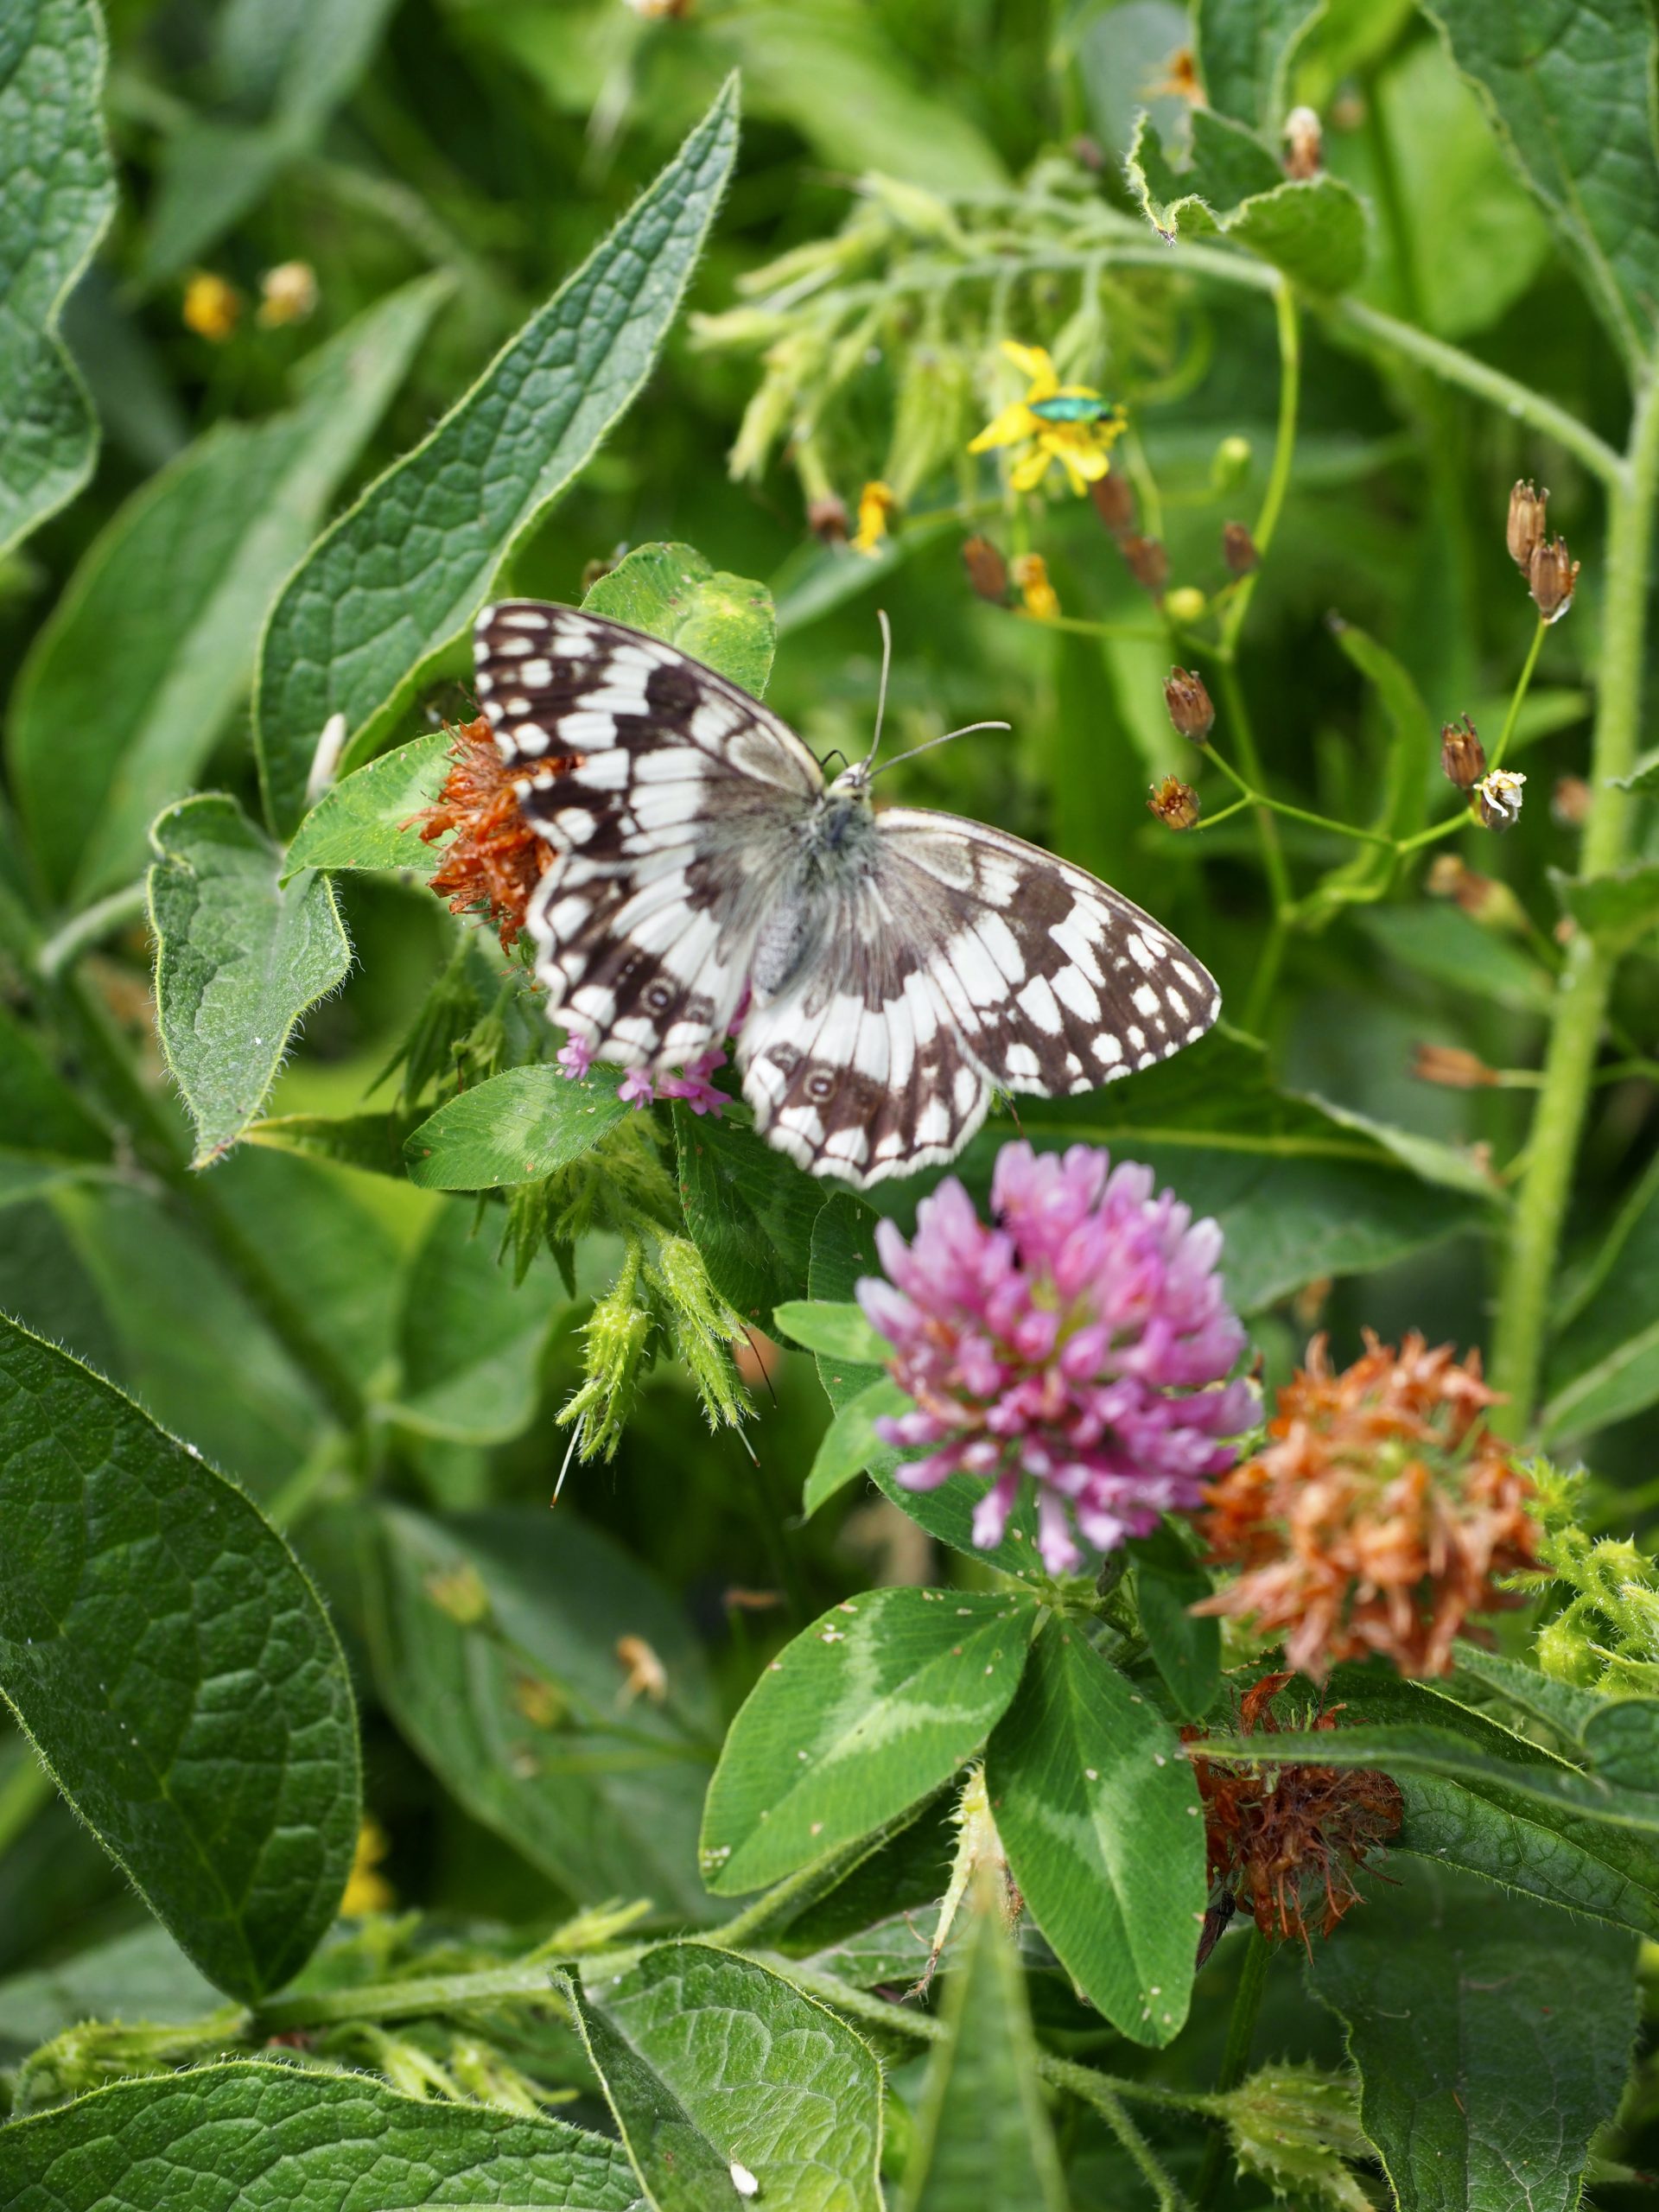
472 601 1221 1184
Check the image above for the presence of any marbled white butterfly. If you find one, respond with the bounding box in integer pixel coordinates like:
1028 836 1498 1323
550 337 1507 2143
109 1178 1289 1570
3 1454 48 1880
474 601 1219 1186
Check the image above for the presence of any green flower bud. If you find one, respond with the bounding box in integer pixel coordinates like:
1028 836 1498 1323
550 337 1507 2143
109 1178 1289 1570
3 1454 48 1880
1211 433 1252 492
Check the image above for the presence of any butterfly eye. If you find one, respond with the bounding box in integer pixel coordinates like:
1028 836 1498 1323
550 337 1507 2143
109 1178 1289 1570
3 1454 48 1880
806 1071 837 1103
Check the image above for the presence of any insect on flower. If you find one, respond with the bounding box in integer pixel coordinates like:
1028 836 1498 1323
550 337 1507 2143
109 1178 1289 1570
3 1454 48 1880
969 341 1128 494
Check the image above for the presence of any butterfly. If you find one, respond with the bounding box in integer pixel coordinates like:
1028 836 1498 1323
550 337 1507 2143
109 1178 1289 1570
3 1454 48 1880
473 601 1220 1187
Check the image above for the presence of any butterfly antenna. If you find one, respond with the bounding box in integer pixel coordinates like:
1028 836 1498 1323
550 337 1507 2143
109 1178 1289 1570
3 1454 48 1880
862 608 895 768
868 721 1011 779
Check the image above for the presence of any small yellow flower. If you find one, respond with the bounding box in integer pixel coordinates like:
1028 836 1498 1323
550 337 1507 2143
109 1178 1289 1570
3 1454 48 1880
340 1816 395 1915
257 260 319 328
182 271 240 342
852 480 898 556
969 341 1126 496
1011 551 1060 621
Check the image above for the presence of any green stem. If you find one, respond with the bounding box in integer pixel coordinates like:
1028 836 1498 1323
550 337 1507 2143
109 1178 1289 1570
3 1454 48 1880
1218 279 1299 656
1212 662 1293 917
1491 375 1659 1433
35 880 149 978
1194 1927 1269 2209
1046 2062 1192 2210
1485 615 1548 777
254 1961 559 2032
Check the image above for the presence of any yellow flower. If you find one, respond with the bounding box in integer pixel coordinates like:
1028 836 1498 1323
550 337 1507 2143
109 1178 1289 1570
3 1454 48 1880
969 341 1126 496
1011 551 1060 621
852 480 898 556
340 1816 395 1915
182 271 240 342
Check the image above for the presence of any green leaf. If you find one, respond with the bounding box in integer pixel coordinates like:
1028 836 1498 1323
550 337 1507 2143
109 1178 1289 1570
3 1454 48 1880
1550 860 1659 952
986 1626 1205 2046
1581 1698 1659 1793
1301 619 1430 919
0 1923 219 2064
896 1885 1068 2212
1127 112 1369 290
360 1503 716 1917
1309 1861 1637 2212
1196 0 1329 130
147 793 352 1167
699 1587 1035 1894
803 1376 911 1516
582 541 776 697
1225 176 1370 292
1129 1532 1222 1721
939 1028 1492 1313
254 81 741 836
673 1105 824 1323
0 0 116 561
0 1005 110 1166
0 1316 359 2001
404 1065 630 1191
1544 1147 1659 1439
772 1298 889 1364
283 732 454 879
563 1942 883 2212
0 2060 641 2211
245 1109 427 1180
143 0 404 281
1359 901 1554 1014
1422 0 1659 374
387 1201 565 1441
1128 105 1285 229
9 279 448 904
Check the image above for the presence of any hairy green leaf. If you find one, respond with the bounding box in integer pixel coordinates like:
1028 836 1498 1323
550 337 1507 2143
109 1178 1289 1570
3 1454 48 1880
1310 1861 1637 2212
987 1627 1205 2046
147 793 352 1167
10 279 447 904
583 541 776 696
896 1884 1068 2212
1129 1529 1221 1722
563 1942 883 2212
0 1317 359 2000
1127 112 1367 291
0 0 116 560
0 1923 219 2063
674 1107 823 1323
1196 0 1328 131
405 1065 630 1191
361 1503 716 1917
772 1299 888 1364
1423 0 1659 372
254 81 741 835
245 1109 427 1180
284 730 454 878
700 1587 1035 1893
0 2061 640 2211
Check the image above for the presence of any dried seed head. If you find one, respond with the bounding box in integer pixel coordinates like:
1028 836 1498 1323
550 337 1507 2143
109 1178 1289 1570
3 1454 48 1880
961 533 1009 603
1411 1043 1499 1089
1164 666 1216 741
1222 519 1259 574
1282 105 1324 180
1147 774 1201 830
1475 767 1527 831
1528 534 1580 622
1440 714 1485 790
1122 533 1170 597
806 493 849 544
1090 468 1136 537
1551 773 1592 827
417 715 555 948
1506 480 1548 569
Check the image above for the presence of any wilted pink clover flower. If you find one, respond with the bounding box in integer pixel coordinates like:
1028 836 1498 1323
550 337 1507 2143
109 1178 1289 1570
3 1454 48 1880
856 1141 1253 1574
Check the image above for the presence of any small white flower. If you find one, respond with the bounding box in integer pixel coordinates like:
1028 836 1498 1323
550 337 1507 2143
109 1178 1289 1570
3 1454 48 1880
1475 768 1527 831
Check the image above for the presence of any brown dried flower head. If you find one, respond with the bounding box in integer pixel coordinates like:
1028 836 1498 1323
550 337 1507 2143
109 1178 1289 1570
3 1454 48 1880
1506 480 1548 570
1439 714 1485 790
1090 469 1136 538
1197 1332 1541 1678
1475 767 1526 832
1411 1043 1498 1089
416 715 555 948
806 493 849 544
1528 534 1580 623
1122 533 1170 597
961 533 1009 604
1184 1671 1402 1950
1221 519 1259 574
1147 774 1201 830
1164 666 1216 741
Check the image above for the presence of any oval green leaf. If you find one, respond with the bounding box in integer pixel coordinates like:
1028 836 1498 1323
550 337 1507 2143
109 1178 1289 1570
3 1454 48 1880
404 1064 629 1190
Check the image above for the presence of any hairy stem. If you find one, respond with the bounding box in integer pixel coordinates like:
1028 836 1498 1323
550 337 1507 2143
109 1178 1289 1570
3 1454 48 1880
1194 1927 1269 2209
1491 376 1659 1433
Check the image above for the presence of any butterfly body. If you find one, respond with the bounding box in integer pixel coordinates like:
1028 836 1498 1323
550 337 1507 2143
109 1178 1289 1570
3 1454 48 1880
474 601 1219 1186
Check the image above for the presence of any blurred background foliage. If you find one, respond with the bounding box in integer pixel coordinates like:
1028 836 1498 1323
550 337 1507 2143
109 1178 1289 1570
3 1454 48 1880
1 0 1654 2147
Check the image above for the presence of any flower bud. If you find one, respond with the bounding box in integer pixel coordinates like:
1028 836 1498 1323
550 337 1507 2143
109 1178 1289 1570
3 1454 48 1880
1147 774 1200 830
1211 434 1252 493
1164 585 1205 626
1528 534 1580 622
1475 767 1527 831
1122 533 1170 597
1506 480 1548 569
1222 519 1258 574
806 493 848 544
961 534 1008 603
1282 105 1323 180
1090 469 1136 537
1412 1043 1499 1089
1011 551 1060 620
852 480 898 557
1551 773 1592 826
182 270 240 341
1440 714 1485 790
257 260 318 327
1164 666 1216 741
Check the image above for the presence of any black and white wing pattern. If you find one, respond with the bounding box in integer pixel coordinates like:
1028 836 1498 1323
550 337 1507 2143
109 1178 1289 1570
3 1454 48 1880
474 601 823 1069
736 811 1218 1182
473 601 1221 1189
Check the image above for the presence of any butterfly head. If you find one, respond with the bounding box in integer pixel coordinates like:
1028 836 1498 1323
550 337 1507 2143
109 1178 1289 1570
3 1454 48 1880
826 758 876 803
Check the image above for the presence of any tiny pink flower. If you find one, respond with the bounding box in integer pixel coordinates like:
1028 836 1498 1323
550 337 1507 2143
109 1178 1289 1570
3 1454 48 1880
618 1067 657 1109
556 1034 595 1081
658 1046 728 1117
856 1141 1253 1574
